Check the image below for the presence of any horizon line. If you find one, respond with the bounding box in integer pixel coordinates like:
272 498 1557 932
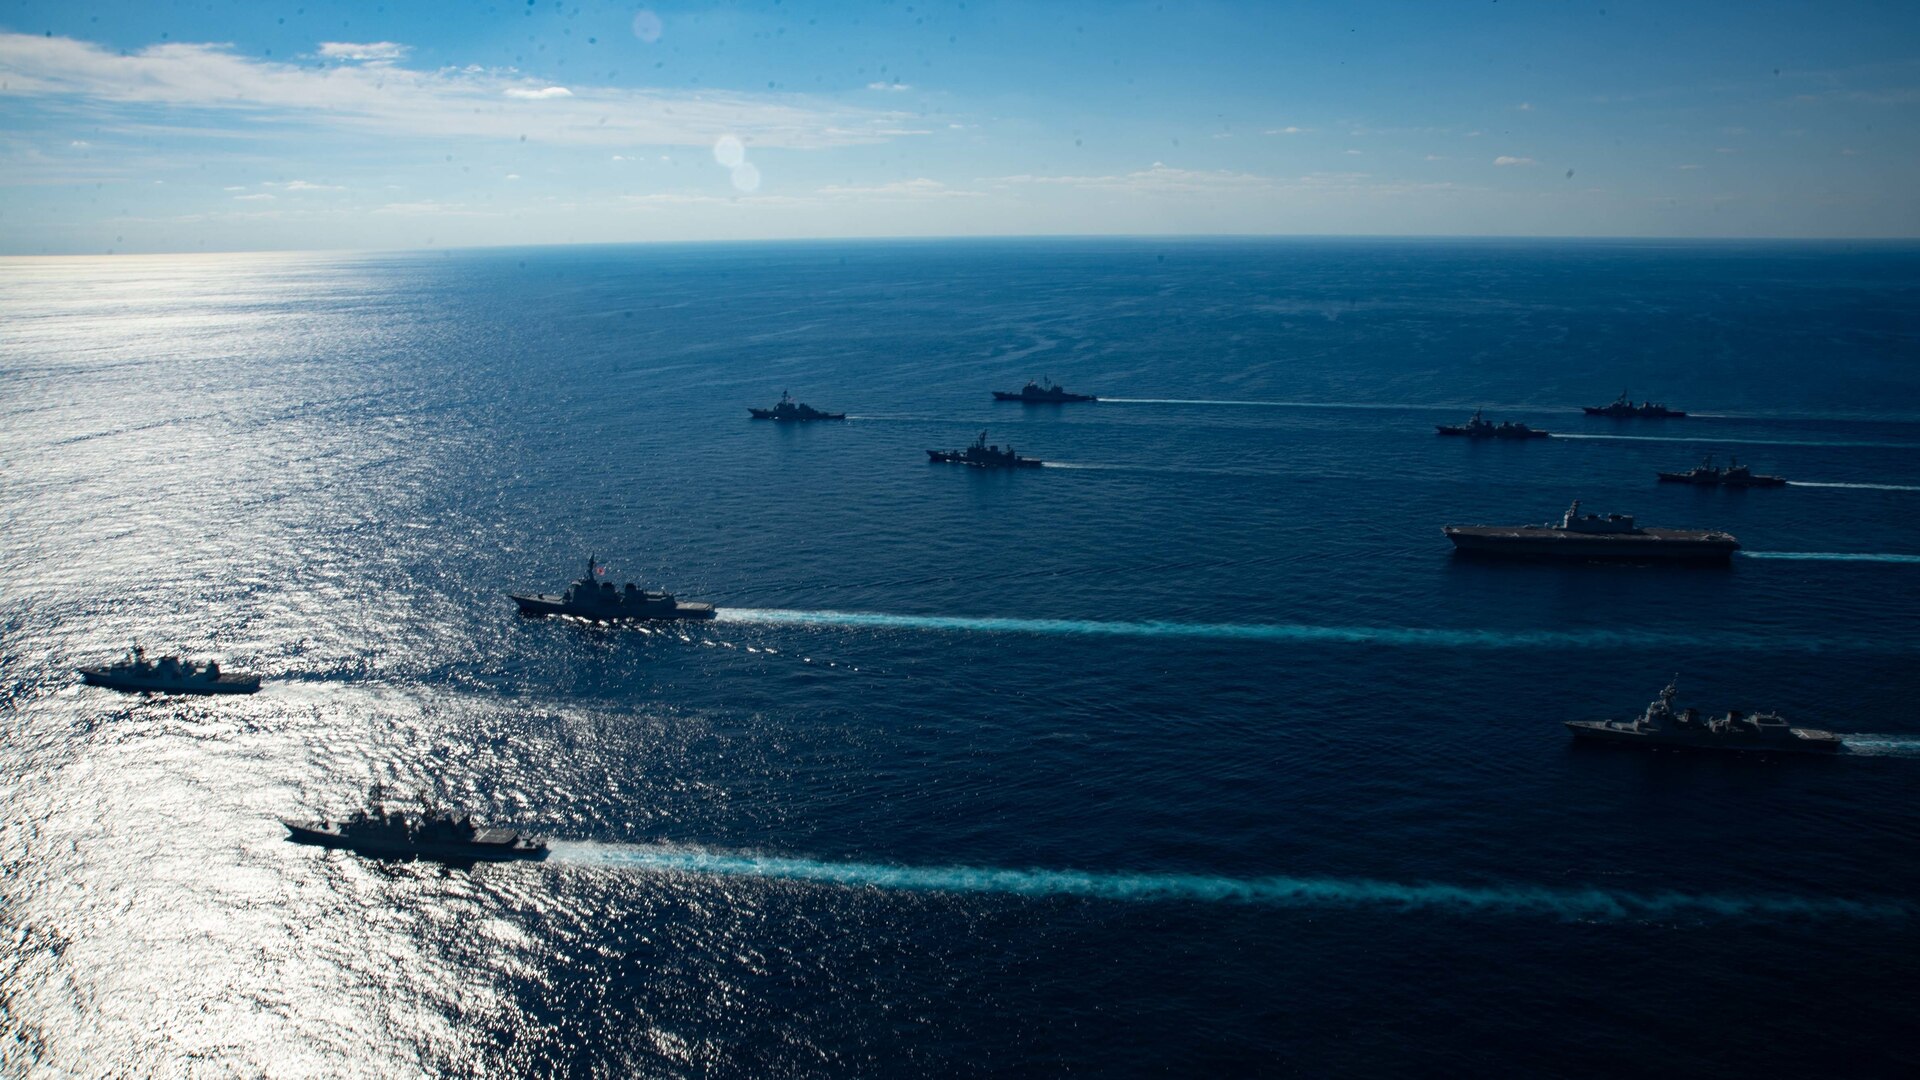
6 231 1920 260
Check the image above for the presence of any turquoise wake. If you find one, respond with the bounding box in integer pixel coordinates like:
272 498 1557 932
718 608 1913 651
549 843 1904 922
1740 551 1920 564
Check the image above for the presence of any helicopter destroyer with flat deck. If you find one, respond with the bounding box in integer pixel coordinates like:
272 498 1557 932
1444 501 1739 562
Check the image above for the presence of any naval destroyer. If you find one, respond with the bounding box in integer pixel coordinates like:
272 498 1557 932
79 644 260 695
510 556 717 621
748 391 845 421
1435 409 1551 439
992 378 1096 403
1583 391 1687 419
1566 678 1842 754
1657 455 1787 488
283 788 549 864
927 430 1044 468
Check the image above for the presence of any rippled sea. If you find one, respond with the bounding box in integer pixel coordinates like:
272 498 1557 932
4 238 1919 1076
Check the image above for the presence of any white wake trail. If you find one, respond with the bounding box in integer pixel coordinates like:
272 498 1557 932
548 842 1905 922
1741 552 1920 565
715 608 1914 652
1789 481 1920 492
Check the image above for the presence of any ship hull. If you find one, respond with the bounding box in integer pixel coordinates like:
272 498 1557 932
1583 407 1687 418
283 821 549 863
748 409 845 421
926 450 1044 468
78 669 261 695
1657 474 1787 487
1443 527 1738 563
1436 427 1550 439
992 391 1095 403
1565 721 1842 754
509 594 718 620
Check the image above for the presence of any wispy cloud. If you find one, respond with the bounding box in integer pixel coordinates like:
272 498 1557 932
1792 86 1920 106
1493 155 1536 166
372 199 498 217
865 81 912 92
0 32 920 150
233 193 274 201
316 41 411 63
1678 164 1703 170
280 179 341 191
1264 126 1310 135
622 192 811 208
816 178 981 199
994 163 1272 194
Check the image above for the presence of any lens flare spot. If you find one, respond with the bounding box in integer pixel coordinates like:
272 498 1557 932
631 9 663 43
712 135 746 169
730 162 762 192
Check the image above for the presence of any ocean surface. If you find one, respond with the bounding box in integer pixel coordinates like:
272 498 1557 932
3 237 1918 1076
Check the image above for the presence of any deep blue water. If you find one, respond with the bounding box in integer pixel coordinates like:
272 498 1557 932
3 238 1919 1076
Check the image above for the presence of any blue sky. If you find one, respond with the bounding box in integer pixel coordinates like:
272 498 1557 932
2 1 1917 253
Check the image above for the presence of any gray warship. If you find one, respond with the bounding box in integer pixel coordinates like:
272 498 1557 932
927 430 1045 468
1583 391 1687 419
1566 678 1841 755
283 787 548 864
993 378 1096 403
510 556 717 621
79 643 260 695
1444 500 1739 562
1435 409 1551 439
749 391 845 421
1657 455 1787 488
